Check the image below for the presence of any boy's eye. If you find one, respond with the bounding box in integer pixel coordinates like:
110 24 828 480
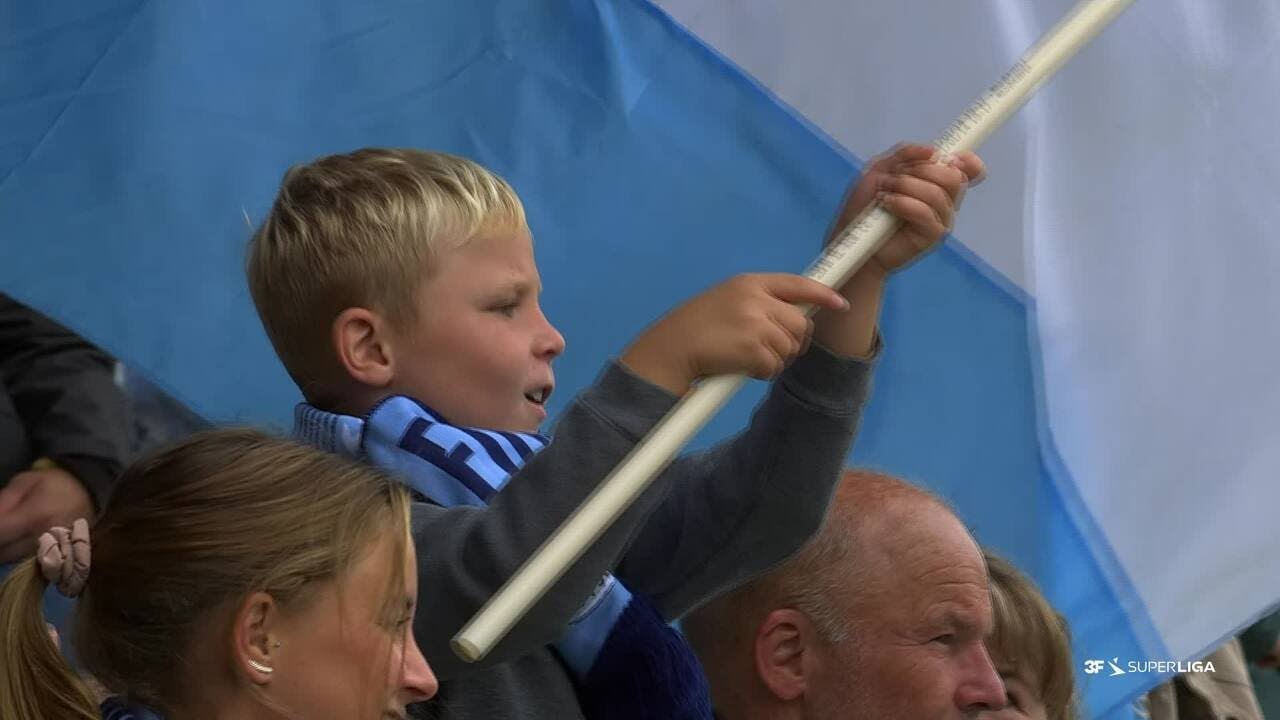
489 301 518 317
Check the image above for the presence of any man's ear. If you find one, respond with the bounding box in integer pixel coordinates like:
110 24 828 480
332 307 395 388
754 608 816 702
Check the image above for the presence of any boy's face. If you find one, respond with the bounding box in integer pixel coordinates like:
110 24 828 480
390 226 565 432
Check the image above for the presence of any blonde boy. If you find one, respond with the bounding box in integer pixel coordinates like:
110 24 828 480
248 146 981 719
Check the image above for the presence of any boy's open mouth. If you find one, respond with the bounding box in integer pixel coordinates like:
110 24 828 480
524 385 552 405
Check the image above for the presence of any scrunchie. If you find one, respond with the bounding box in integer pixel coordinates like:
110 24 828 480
37 518 91 598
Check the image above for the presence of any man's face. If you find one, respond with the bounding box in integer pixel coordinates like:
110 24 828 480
390 227 566 432
806 509 1006 719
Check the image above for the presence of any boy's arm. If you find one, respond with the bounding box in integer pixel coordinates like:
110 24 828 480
614 144 983 618
613 338 874 620
606 244 880 621
606 264 883 618
410 361 681 679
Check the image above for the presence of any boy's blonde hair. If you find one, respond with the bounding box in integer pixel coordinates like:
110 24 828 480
246 148 527 399
985 550 1079 720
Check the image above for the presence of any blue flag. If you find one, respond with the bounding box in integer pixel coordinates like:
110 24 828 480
5 2 1279 716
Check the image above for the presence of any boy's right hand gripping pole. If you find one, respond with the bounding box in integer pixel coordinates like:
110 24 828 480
451 0 1137 664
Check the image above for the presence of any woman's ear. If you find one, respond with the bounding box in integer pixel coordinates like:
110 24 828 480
232 592 284 685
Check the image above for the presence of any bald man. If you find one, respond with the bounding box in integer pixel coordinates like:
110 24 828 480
685 469 1006 719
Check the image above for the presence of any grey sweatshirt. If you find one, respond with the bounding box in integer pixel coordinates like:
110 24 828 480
409 343 873 719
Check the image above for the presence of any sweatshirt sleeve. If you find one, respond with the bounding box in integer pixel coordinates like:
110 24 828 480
614 341 876 619
0 294 129 510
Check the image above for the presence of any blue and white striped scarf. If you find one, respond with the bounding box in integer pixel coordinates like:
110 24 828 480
295 396 711 720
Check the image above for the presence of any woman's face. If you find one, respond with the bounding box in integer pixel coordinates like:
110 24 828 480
269 532 437 719
978 668 1048 720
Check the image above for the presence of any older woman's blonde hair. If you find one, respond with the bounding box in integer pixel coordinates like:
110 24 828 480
985 550 1079 720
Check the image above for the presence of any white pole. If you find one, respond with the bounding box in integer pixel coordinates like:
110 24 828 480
452 0 1137 663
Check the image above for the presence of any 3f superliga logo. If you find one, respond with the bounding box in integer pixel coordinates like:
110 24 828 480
1084 657 1215 676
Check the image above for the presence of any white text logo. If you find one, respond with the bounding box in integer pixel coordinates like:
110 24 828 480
1084 658 1217 676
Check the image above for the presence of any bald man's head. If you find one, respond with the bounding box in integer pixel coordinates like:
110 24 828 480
688 470 949 655
685 469 1005 720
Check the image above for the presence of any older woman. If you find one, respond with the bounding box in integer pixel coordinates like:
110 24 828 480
979 551 1078 720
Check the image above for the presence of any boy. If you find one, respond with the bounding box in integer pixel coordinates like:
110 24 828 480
247 144 981 718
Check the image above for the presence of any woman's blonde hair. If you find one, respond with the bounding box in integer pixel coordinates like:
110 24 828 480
0 428 412 719
985 550 1079 720
246 148 527 401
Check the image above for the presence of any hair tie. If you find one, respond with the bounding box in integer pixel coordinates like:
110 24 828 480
36 518 91 598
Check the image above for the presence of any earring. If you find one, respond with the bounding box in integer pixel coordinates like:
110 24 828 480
247 659 275 674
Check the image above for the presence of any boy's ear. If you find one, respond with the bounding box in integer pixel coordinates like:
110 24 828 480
332 307 395 388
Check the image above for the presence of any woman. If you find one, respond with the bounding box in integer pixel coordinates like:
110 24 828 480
980 550 1079 720
0 428 436 719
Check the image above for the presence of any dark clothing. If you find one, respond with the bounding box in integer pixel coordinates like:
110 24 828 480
0 293 129 509
1242 610 1280 719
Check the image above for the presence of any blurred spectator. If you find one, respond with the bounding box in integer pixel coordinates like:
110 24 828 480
1142 639 1264 719
1241 609 1280 718
979 550 1078 720
0 293 129 563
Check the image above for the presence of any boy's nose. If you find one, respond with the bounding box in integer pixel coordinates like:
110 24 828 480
534 308 566 358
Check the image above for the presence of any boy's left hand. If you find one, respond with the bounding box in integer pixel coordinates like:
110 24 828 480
834 143 985 277
813 143 986 358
